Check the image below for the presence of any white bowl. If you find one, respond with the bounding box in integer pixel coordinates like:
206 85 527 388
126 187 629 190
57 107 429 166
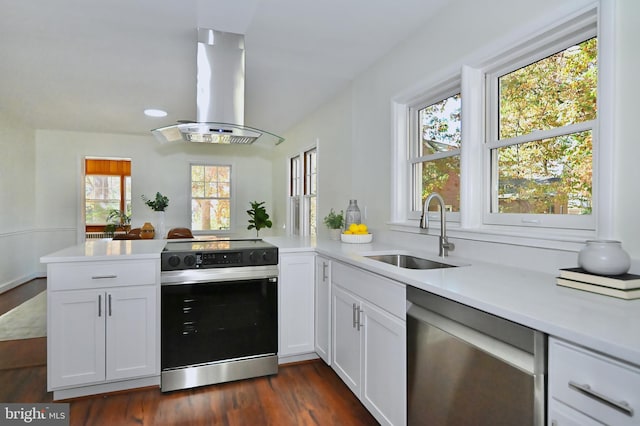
341 233 373 244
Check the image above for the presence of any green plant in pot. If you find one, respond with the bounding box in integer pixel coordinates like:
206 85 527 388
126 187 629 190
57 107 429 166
247 201 273 237
323 209 344 240
106 208 131 232
141 192 169 211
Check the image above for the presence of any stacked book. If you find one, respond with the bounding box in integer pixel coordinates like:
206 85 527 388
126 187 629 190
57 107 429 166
557 267 640 300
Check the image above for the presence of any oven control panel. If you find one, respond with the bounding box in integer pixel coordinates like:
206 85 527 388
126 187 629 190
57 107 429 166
161 247 278 271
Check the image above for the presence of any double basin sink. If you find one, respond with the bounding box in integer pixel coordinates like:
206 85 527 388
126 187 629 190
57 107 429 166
364 253 457 270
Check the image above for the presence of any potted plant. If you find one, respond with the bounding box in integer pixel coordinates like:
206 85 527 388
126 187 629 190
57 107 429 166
247 201 273 237
106 208 131 232
323 209 344 240
142 192 169 238
141 192 169 211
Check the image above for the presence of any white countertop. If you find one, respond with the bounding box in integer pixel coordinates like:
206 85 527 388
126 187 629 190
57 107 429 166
40 236 640 366
266 236 640 367
40 239 166 263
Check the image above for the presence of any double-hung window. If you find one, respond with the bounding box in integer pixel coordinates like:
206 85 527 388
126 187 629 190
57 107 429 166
408 85 461 220
288 147 317 236
191 164 232 232
485 27 597 230
84 158 131 232
393 5 602 242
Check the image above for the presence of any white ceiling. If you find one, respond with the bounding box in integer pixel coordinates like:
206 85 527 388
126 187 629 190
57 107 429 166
0 0 447 138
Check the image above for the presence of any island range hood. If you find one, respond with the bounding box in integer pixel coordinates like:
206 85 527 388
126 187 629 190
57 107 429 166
152 29 284 146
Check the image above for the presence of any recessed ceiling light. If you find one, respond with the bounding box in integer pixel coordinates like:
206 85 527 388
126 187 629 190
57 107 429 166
144 108 167 118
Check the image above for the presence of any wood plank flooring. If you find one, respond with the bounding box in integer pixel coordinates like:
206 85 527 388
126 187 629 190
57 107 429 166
0 280 380 426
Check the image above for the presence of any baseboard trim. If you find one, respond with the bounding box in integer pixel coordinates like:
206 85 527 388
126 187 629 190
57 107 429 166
0 272 42 295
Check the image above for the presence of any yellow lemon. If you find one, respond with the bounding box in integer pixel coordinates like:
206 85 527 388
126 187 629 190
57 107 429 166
357 224 368 234
348 223 359 233
343 230 353 235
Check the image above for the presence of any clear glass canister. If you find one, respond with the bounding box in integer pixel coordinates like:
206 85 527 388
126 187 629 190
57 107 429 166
345 199 361 230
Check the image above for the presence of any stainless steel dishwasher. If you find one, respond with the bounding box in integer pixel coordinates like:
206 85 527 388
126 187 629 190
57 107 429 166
407 287 546 426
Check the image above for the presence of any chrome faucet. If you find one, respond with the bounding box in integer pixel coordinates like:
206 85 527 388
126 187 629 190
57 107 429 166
420 192 455 257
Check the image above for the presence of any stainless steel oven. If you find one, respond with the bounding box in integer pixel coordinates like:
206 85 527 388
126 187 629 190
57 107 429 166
160 239 279 392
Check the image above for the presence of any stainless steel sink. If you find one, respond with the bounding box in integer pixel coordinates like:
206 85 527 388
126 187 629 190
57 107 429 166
365 254 456 270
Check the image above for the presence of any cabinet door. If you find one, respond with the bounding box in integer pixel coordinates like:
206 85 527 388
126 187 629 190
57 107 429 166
361 301 406 426
314 255 331 364
279 253 316 356
331 284 361 396
105 286 157 380
49 289 106 389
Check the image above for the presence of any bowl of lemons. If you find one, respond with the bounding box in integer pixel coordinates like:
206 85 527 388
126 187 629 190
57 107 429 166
341 223 373 243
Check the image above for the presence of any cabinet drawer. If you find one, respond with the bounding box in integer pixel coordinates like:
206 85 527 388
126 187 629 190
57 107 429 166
549 338 640 426
48 259 159 290
332 261 405 318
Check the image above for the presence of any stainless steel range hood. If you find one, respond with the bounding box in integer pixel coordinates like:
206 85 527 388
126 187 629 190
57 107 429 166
152 29 284 146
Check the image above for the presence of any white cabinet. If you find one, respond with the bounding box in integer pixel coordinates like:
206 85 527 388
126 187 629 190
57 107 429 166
331 261 406 426
548 337 640 426
278 252 316 358
47 259 159 395
314 255 331 364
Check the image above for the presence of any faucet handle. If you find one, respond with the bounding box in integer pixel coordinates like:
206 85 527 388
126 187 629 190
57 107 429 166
442 239 455 252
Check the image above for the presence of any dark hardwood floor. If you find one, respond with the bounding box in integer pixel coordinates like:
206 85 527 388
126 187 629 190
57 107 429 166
0 279 379 426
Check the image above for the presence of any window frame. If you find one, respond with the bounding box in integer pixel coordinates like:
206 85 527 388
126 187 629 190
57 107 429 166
407 81 462 223
189 163 234 235
483 19 598 230
390 2 612 246
287 145 317 237
84 157 131 231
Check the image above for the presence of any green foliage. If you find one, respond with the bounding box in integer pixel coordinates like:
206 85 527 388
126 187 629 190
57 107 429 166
496 37 597 214
106 208 131 225
142 192 169 211
323 209 344 229
247 201 273 237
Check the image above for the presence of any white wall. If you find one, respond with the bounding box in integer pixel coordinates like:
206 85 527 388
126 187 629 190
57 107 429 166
271 88 354 238
274 0 640 272
34 130 277 273
0 111 37 291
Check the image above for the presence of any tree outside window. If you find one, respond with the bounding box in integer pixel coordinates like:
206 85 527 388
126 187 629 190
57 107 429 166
492 37 597 216
412 93 461 213
191 164 231 231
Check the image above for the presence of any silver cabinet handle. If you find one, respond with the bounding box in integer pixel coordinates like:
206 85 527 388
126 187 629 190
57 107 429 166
322 262 328 281
569 381 634 417
352 303 357 328
98 294 102 317
91 275 117 280
356 307 364 331
108 294 112 317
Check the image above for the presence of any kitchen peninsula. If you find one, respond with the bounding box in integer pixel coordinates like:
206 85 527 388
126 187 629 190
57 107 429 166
42 237 640 425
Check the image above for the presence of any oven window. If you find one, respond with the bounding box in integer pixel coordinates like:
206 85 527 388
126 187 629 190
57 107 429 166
161 278 278 369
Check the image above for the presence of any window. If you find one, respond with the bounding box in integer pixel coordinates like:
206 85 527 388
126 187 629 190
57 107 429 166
84 158 131 231
391 5 605 242
191 164 232 232
409 91 461 216
486 35 597 228
288 147 317 236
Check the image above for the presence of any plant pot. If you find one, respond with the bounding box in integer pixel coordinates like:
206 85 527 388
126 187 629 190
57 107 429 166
329 228 341 241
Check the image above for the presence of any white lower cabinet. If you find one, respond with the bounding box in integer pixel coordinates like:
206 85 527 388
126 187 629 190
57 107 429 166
548 337 640 426
314 255 331 364
46 258 159 398
278 252 316 358
49 285 157 389
331 261 406 426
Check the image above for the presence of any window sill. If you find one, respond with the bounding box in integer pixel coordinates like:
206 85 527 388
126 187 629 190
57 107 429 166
388 220 594 252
